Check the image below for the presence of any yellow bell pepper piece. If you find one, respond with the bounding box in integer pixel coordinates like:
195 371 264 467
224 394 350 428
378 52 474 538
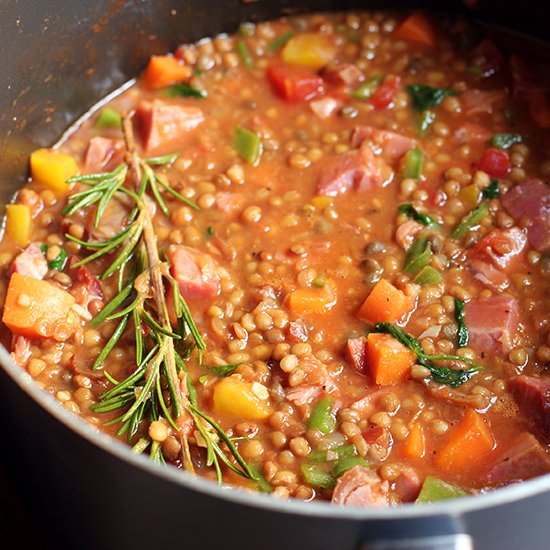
310 196 333 210
282 33 336 70
5 204 32 247
459 184 481 207
30 148 78 197
213 377 272 420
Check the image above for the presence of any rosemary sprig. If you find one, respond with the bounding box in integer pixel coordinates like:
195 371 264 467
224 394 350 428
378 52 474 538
65 113 254 483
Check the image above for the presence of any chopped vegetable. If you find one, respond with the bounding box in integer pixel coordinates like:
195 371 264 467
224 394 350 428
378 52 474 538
482 180 500 199
301 463 335 489
163 83 207 98
267 31 294 52
288 280 337 315
212 377 272 420
267 63 324 102
404 235 431 274
435 410 495 471
373 323 482 387
459 184 482 206
477 148 510 178
401 147 424 179
394 13 436 48
366 332 415 385
95 107 122 129
205 226 214 239
142 55 191 89
398 204 439 228
407 85 456 111
490 133 524 149
308 397 336 434
419 110 436 134
281 32 336 70
2 273 77 340
236 40 253 69
309 444 357 463
455 298 469 348
350 74 383 100
413 266 443 286
371 75 400 110
357 279 411 324
30 148 78 197
205 362 242 377
5 205 32 247
234 126 262 166
416 476 467 503
239 22 255 37
451 202 489 239
403 423 426 459
249 463 273 493
332 456 369 478
40 244 67 271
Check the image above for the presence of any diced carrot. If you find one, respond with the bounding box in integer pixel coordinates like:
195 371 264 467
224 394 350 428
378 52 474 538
5 205 32 247
2 273 77 341
288 280 337 315
141 55 191 89
366 332 415 385
403 423 426 459
357 279 411 324
393 13 436 48
435 410 495 472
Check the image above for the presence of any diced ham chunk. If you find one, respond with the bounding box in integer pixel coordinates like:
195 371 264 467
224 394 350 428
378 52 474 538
298 353 339 394
464 295 519 353
345 336 368 371
501 179 550 253
351 126 417 163
87 198 130 241
394 467 422 503
215 193 244 214
70 264 104 315
309 97 342 119
287 319 308 343
395 220 423 250
10 335 31 367
332 466 390 507
167 244 221 300
12 244 47 280
509 376 550 440
83 137 124 173
454 122 492 144
322 62 363 86
472 227 527 270
316 143 392 196
486 433 550 485
468 258 510 292
460 89 507 116
286 385 322 406
135 100 204 152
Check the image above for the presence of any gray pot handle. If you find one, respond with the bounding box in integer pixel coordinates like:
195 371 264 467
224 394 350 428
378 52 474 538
361 533 473 550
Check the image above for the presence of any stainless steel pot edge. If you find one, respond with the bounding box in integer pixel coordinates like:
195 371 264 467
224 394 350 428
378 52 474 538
2 344 549 520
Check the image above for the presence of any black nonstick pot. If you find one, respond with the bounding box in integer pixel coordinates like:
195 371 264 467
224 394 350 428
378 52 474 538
1 1 549 549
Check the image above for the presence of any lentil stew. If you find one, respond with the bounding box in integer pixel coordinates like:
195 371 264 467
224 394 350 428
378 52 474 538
1 11 549 507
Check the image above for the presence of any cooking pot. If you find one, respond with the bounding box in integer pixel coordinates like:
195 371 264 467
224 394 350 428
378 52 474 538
0 1 549 549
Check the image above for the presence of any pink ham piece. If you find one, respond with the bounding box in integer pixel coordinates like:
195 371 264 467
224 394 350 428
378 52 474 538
87 199 131 241
395 220 423 250
460 89 507 116
316 143 392 196
345 336 368 371
468 259 510 292
394 467 422 502
10 335 32 367
464 295 519 353
309 97 342 119
286 385 322 406
509 376 550 440
12 244 48 280
501 179 550 253
351 126 417 162
135 100 204 152
486 432 550 485
70 264 104 315
332 466 390 507
454 122 492 144
322 62 363 86
167 244 221 300
83 137 124 173
287 319 308 343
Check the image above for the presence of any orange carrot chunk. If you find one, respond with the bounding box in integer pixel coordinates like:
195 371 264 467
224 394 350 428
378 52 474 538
288 280 337 315
435 410 495 472
403 423 426 459
142 55 192 89
394 13 436 48
2 273 77 341
366 332 415 385
357 279 411 324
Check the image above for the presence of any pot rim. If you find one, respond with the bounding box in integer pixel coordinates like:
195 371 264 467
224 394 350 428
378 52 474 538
3 345 549 520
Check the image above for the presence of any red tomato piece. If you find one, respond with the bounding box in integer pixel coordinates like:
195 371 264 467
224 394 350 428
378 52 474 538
477 147 510 178
267 63 324 103
370 75 400 110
